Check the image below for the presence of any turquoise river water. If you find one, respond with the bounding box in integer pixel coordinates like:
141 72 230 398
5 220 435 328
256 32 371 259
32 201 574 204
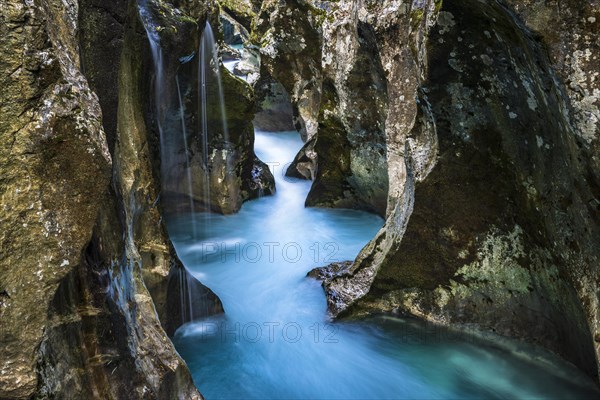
168 131 600 399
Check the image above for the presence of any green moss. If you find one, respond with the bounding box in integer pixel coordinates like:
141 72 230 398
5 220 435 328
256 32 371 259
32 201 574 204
176 14 198 25
305 79 354 208
410 9 425 31
218 0 255 30
218 0 254 18
447 226 532 303
307 3 327 26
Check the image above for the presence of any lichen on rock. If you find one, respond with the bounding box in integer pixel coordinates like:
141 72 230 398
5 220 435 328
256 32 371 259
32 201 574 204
294 0 600 383
0 0 234 397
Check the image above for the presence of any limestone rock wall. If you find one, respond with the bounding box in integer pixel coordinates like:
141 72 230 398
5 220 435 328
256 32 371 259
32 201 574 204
139 0 274 215
253 63 296 132
505 0 599 170
253 0 390 215
347 0 600 381
254 0 600 382
316 0 439 322
0 0 111 396
253 0 323 142
0 0 234 397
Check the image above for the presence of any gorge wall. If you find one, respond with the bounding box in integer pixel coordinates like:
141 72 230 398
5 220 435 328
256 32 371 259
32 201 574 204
0 0 264 397
254 0 390 215
350 0 600 381
252 0 600 383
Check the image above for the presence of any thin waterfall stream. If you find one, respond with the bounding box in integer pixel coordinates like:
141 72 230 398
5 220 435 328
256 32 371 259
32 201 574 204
140 0 239 322
175 76 197 239
141 7 229 324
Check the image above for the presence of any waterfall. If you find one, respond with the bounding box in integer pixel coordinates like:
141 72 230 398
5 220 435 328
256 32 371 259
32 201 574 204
199 24 211 217
198 21 231 220
139 1 201 325
175 76 198 239
207 23 230 145
143 24 170 187
139 2 234 328
199 22 235 215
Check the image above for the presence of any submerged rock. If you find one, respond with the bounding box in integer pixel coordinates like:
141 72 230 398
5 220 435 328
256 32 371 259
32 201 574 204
308 261 353 282
308 261 357 315
286 137 317 180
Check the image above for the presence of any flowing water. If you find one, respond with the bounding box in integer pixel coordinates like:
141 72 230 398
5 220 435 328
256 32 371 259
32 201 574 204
140 6 231 323
198 21 233 216
169 131 600 399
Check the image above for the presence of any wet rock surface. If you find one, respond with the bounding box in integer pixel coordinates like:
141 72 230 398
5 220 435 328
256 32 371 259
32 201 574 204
254 0 600 382
307 261 353 282
218 0 257 32
0 0 235 398
144 0 600 387
140 0 275 215
285 136 317 180
220 10 249 46
253 0 323 142
253 0 389 215
308 261 357 315
253 64 296 132
164 265 225 336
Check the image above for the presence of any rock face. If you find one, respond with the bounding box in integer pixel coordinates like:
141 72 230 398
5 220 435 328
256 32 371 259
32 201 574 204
0 0 110 396
138 0 275 216
263 0 600 383
220 9 250 46
218 0 256 32
253 0 389 215
0 0 240 398
253 64 296 132
304 8 389 215
358 0 599 381
253 0 323 142
505 0 600 173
